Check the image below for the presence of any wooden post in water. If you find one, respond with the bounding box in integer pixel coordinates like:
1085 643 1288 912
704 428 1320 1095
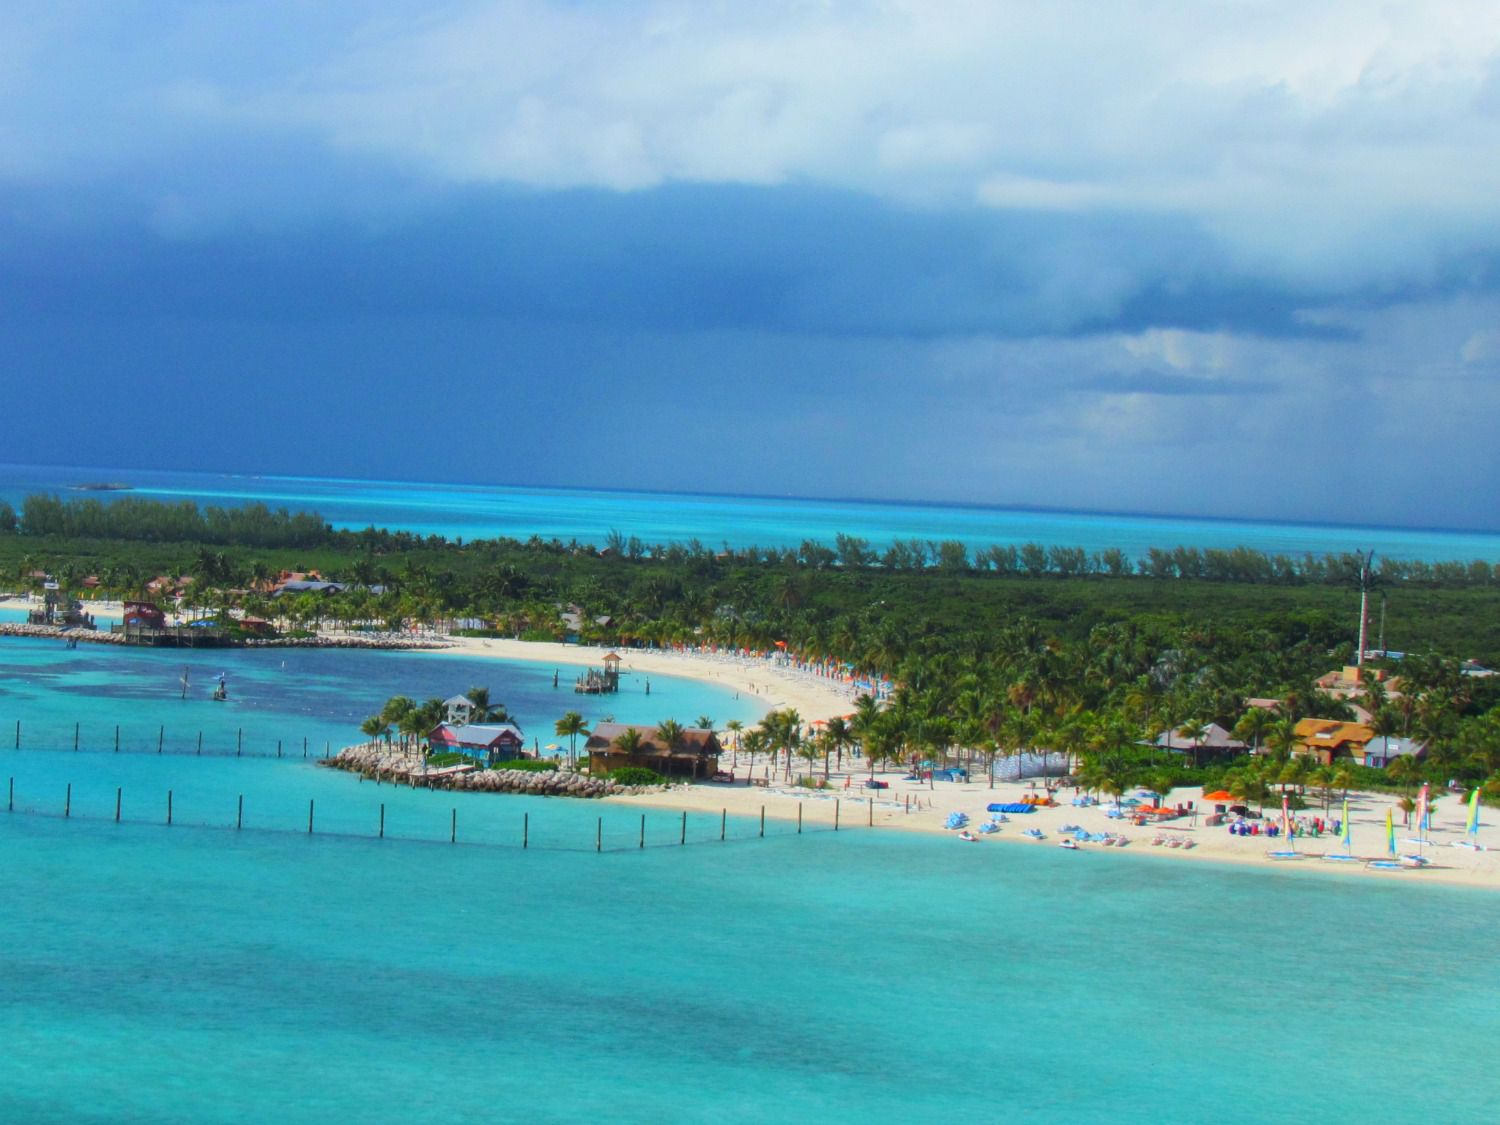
65 783 71 818
167 790 173 826
7 777 12 811
307 799 314 834
303 737 308 759
158 725 164 754
640 814 645 849
237 794 243 830
116 787 122 822
681 810 687 845
237 729 242 757
114 725 119 752
379 803 385 838
197 732 202 756
835 799 840 832
797 804 802 834
523 812 529 849
14 720 19 748
760 806 765 837
74 722 79 751
868 798 873 827
277 740 282 759
596 816 602 852
450 808 456 844
721 809 726 841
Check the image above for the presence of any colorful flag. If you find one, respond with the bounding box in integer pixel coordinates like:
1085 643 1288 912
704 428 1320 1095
1282 794 1292 840
1342 797 1352 851
1386 807 1396 856
1417 783 1430 835
1467 787 1481 838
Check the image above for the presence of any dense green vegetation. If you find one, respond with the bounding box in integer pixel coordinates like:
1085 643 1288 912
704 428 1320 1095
6 494 1500 799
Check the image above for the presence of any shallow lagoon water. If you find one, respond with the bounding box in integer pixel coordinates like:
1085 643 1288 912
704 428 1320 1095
4 461 1498 561
2 638 1499 1121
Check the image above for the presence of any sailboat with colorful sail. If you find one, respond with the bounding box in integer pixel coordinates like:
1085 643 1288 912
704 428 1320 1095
1268 793 1300 860
1368 807 1404 870
1322 796 1360 862
1453 787 1486 851
1400 784 1432 867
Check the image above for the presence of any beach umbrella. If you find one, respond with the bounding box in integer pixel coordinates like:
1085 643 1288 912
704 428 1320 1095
1203 790 1233 802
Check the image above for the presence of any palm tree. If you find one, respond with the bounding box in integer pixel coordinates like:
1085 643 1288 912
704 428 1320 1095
1145 767 1178 810
611 726 644 776
554 711 589 767
1233 707 1274 755
823 716 854 776
655 718 686 777
796 739 824 782
724 719 744 767
465 686 509 723
360 715 389 747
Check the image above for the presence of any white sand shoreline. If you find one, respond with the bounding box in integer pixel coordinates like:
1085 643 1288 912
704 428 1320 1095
603 770 1500 890
405 635 857 724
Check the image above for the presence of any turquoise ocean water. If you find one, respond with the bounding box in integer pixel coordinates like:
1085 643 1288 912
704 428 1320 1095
3 461 1499 562
1 637 1498 1121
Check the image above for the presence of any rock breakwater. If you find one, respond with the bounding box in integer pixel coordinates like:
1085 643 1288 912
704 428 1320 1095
321 743 663 798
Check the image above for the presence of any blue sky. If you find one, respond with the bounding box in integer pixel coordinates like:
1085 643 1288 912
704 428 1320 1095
2 1 1498 528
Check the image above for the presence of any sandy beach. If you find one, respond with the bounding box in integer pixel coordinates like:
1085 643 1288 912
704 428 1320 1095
422 635 858 723
604 763 1500 889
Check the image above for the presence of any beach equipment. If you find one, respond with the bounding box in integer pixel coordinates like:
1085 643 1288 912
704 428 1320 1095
1267 794 1300 859
1022 827 1046 840
944 811 969 830
1386 808 1397 857
1455 787 1485 849
1203 790 1233 802
1059 838 1079 850
1322 797 1361 862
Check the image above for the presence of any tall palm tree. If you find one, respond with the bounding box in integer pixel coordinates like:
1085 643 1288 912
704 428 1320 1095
554 711 589 767
465 686 509 723
823 716 853 777
655 718 686 778
1233 707 1274 755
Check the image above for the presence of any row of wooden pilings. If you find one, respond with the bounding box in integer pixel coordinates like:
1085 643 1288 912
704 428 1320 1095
8 719 330 760
5 777 870 849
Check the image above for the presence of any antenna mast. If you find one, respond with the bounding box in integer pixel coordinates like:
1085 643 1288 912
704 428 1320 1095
1356 550 1375 666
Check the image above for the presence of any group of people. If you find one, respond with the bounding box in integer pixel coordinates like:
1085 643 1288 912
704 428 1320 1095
1227 816 1341 838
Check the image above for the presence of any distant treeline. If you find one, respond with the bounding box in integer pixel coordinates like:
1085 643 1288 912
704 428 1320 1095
4 495 329 549
2 493 1497 588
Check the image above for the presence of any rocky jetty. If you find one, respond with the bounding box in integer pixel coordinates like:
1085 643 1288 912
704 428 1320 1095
0 623 122 644
249 635 453 651
0 622 449 651
321 743 664 798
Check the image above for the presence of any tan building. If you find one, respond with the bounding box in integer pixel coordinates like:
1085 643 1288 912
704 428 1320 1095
1293 718 1376 765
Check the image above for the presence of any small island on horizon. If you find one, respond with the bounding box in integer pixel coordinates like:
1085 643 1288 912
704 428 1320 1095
69 482 133 492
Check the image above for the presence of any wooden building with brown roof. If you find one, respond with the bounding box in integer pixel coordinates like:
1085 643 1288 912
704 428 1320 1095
585 722 722 779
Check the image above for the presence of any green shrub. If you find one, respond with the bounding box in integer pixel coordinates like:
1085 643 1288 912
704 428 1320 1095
609 767 664 786
491 758 558 772
426 751 469 768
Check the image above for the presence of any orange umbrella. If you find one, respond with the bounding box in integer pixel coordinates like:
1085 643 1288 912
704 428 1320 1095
1203 790 1233 801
